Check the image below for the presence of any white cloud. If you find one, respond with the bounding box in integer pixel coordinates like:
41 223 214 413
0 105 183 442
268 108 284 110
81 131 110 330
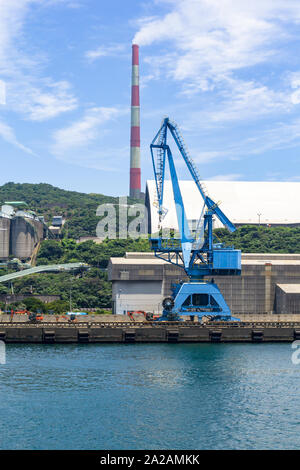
64 146 129 171
0 1 33 59
0 0 78 118
207 173 244 181
191 116 300 165
12 80 78 121
0 0 79 153
51 106 127 165
38 0 82 8
187 79 294 127
190 150 230 164
167 110 300 172
242 118 300 154
0 121 35 155
134 0 300 79
134 0 300 124
85 44 126 62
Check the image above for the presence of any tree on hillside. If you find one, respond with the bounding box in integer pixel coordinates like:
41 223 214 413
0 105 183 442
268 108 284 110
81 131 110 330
23 297 46 312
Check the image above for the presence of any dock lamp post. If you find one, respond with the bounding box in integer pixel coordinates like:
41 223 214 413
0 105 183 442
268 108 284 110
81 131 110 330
118 289 122 315
257 213 262 226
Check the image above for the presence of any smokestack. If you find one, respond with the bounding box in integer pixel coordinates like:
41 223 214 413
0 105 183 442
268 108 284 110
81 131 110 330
129 44 141 199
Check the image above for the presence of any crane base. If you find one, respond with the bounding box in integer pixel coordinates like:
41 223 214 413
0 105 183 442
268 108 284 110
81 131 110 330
156 313 240 322
158 281 240 322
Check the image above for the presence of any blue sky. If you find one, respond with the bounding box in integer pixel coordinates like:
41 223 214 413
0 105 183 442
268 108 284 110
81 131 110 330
0 0 300 196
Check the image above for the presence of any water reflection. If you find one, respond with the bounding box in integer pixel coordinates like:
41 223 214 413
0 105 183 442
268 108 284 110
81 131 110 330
0 343 299 449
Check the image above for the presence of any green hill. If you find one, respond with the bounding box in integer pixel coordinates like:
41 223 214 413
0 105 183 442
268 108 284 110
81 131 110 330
0 182 138 239
0 181 118 210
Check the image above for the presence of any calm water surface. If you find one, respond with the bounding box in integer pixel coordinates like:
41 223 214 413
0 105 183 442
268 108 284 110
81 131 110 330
0 343 299 450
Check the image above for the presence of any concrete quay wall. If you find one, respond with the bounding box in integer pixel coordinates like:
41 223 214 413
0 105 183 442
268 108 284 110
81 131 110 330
0 323 300 343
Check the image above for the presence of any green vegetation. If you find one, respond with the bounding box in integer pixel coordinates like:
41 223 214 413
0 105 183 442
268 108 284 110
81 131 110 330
0 269 112 311
0 237 150 310
0 181 116 211
214 225 300 253
0 182 139 239
36 238 150 268
35 225 300 269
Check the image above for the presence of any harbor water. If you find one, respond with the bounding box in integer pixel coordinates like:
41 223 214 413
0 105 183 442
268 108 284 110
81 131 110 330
0 343 299 450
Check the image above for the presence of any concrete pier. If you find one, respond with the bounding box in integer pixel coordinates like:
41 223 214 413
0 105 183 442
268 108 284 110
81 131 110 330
0 322 300 343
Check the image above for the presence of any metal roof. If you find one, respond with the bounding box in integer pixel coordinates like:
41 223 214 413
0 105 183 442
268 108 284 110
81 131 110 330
242 259 300 265
0 263 89 283
277 284 300 293
146 180 300 233
109 257 166 265
110 254 300 266
4 201 27 206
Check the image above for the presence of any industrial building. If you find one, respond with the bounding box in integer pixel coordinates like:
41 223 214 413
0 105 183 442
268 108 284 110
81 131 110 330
0 204 45 261
48 215 64 238
145 180 300 234
0 214 11 260
108 252 300 315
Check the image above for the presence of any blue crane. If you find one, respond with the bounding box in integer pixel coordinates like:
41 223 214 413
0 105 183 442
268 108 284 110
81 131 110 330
150 117 241 321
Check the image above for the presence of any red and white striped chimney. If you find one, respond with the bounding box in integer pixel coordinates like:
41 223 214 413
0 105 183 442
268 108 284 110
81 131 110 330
129 44 141 199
